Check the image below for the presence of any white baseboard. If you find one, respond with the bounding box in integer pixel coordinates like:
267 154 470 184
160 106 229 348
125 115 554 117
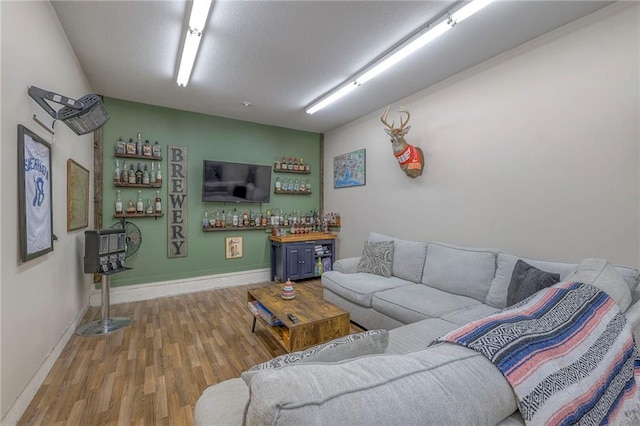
1 301 90 426
89 268 271 306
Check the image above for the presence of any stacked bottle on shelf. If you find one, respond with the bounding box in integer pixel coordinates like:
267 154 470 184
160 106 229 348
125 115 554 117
274 177 311 193
114 159 162 186
115 133 163 158
274 156 310 172
202 208 340 232
115 189 162 215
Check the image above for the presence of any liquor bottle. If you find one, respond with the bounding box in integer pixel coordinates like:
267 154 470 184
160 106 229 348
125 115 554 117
306 178 311 193
155 190 162 214
126 138 136 155
114 160 121 184
294 179 300 191
142 164 150 184
260 213 267 227
116 136 126 154
136 132 142 155
145 198 154 214
300 158 305 171
232 209 239 227
221 210 226 227
305 162 310 172
288 157 294 170
275 177 281 191
136 190 144 213
275 156 281 170
249 210 256 227
152 141 162 158
115 190 123 214
215 210 222 227
128 163 136 184
143 139 152 156
293 158 299 171
121 160 128 183
281 156 287 170
150 162 156 184
243 211 249 227
226 210 232 227
135 162 143 184
203 210 210 228
156 167 162 185
300 180 306 192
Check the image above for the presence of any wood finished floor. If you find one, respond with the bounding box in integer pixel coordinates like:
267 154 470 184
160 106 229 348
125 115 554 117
18 279 363 425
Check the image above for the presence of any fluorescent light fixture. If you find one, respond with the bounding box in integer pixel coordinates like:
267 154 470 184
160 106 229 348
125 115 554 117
305 0 494 114
306 82 358 115
176 0 213 87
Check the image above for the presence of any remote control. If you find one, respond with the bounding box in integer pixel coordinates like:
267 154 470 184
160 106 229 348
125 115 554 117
287 313 298 323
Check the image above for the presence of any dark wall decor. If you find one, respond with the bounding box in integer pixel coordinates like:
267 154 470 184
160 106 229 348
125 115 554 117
18 124 54 261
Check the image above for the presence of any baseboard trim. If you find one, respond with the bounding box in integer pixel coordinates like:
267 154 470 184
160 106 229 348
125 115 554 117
1 301 90 426
89 268 271 306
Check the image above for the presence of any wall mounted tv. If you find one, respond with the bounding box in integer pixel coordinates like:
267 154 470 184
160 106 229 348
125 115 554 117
202 160 271 203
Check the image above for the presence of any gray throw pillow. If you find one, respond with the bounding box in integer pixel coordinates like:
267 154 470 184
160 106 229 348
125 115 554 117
507 259 560 306
357 240 394 277
241 329 389 385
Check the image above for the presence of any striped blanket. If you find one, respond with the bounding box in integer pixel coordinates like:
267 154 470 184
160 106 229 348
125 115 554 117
435 281 640 425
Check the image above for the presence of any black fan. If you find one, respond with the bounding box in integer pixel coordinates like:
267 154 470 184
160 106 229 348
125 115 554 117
109 220 142 257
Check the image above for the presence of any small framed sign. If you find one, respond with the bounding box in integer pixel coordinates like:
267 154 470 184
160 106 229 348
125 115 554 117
225 236 243 259
66 159 90 231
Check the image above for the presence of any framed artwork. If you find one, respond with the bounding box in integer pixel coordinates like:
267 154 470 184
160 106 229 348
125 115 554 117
67 159 90 231
18 124 54 262
333 148 366 188
225 236 243 259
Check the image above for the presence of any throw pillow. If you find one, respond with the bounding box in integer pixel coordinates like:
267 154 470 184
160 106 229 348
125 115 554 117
241 329 389 385
567 258 632 312
357 240 394 278
506 259 560 306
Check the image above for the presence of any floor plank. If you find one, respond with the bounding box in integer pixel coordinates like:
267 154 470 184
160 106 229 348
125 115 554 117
18 279 362 425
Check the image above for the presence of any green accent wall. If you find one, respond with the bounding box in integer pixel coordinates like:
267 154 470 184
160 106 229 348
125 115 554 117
102 98 321 287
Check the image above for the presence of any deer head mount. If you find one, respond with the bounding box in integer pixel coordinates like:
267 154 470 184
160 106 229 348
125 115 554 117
380 106 424 178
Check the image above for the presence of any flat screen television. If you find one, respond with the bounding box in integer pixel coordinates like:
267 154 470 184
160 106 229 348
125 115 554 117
202 160 271 203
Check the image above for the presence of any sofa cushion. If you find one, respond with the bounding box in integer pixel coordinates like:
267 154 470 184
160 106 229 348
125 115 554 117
357 240 394 277
506 260 560 306
194 378 248 426
440 304 500 326
368 232 428 283
244 344 517 425
385 318 460 355
486 253 578 308
372 285 481 325
567 258 632 312
421 242 497 302
321 270 414 308
241 329 389 384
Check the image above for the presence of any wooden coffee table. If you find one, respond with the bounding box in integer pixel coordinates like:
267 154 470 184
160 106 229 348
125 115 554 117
248 283 350 352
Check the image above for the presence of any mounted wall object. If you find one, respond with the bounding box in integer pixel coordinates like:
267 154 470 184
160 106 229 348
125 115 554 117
380 106 424 178
27 86 109 135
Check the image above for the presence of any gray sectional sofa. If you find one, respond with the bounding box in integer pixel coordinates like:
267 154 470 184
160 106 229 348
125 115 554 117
322 233 640 337
194 233 640 425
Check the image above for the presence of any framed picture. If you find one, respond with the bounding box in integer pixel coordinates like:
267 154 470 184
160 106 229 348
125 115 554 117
66 159 90 231
225 236 243 259
18 124 54 262
333 148 366 188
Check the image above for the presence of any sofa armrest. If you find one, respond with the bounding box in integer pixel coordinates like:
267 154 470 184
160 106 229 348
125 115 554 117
333 257 360 274
625 299 640 344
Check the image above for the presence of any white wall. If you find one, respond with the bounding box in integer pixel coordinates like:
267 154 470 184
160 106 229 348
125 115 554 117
324 2 639 268
1 2 94 421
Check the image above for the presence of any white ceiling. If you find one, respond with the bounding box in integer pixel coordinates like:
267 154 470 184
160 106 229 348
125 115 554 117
51 1 611 134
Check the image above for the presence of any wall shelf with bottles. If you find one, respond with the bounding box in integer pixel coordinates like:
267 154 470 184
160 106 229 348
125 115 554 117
202 226 271 232
274 189 312 195
114 182 162 188
115 153 163 161
273 168 310 175
114 213 163 219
